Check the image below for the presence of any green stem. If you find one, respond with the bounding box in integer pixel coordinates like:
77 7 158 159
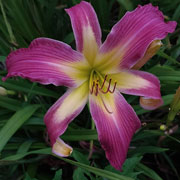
88 119 95 159
167 87 180 126
167 110 177 126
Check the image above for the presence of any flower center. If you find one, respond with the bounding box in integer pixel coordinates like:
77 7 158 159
89 69 117 96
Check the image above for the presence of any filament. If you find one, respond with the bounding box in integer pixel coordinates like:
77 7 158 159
99 78 112 94
95 83 99 96
90 73 117 96
100 75 107 90
90 81 95 94
109 81 117 93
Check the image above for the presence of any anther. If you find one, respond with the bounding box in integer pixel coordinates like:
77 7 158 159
100 78 112 94
90 74 117 96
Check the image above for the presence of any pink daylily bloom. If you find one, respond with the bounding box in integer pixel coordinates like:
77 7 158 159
3 1 176 170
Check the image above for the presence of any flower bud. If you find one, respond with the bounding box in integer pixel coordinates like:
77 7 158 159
160 124 167 131
0 86 7 96
140 97 163 110
132 40 162 70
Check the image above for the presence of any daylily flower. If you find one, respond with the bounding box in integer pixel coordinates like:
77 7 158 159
3 1 176 170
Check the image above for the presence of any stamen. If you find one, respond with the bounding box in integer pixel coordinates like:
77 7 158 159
90 81 95 94
100 75 107 90
90 72 117 96
95 83 99 96
109 81 117 93
99 78 112 94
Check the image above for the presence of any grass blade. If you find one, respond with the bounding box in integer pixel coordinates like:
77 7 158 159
1 147 134 180
0 105 40 152
56 156 134 180
136 163 163 180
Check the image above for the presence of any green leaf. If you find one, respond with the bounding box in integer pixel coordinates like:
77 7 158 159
1 148 134 180
17 140 33 154
56 156 135 180
146 130 180 144
53 169 62 180
173 4 180 21
72 150 90 165
162 152 180 179
0 56 6 62
0 96 21 111
0 105 40 152
131 146 169 155
73 168 88 180
63 32 74 44
136 163 163 180
62 129 98 141
25 117 44 126
132 130 160 142
117 0 133 10
0 0 17 44
122 156 142 175
0 76 59 98
105 156 142 179
157 51 180 65
24 173 38 180
1 148 51 162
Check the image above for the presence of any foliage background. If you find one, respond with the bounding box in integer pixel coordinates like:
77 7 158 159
0 0 180 180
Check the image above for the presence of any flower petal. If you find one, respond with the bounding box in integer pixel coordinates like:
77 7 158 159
109 70 162 100
89 91 141 170
98 4 176 70
44 82 89 156
66 1 101 65
3 38 86 87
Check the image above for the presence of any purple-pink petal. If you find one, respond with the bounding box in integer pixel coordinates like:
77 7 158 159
100 3 177 69
3 38 84 87
66 1 102 52
45 91 74 146
45 83 88 148
89 91 141 170
116 69 162 99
